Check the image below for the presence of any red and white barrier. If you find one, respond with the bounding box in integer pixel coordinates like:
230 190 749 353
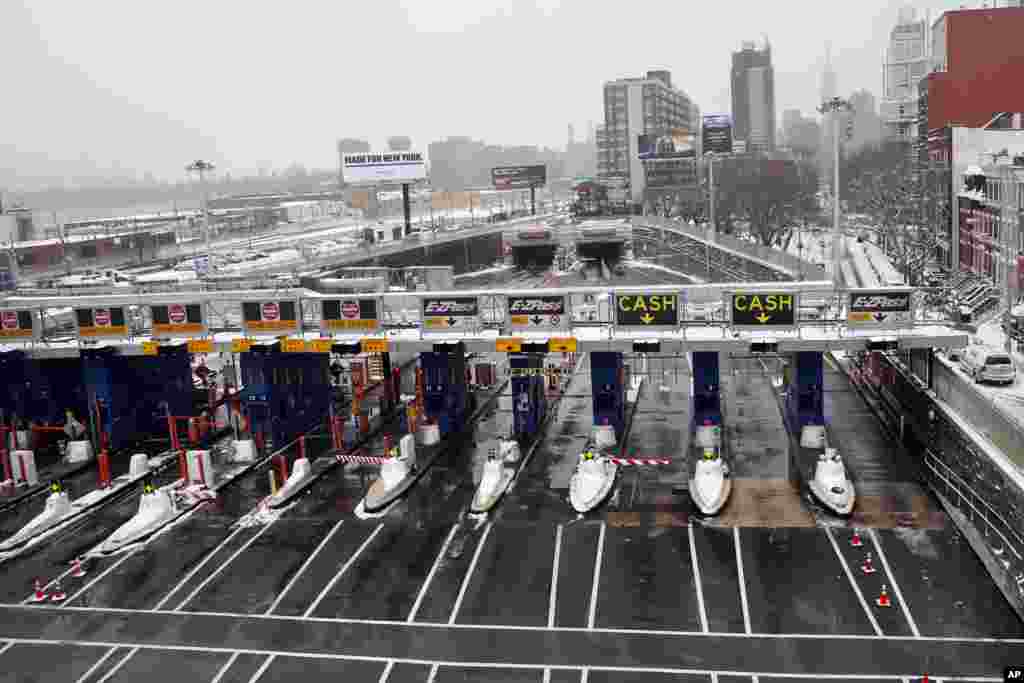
608 458 672 466
336 454 392 465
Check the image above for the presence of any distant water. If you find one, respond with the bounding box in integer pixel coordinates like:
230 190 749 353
35 201 202 225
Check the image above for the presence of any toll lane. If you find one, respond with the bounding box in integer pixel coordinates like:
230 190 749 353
384 662 435 683
737 527 875 635
256 655 385 682
501 359 593 525
719 357 812 528
608 354 690 524
552 521 601 628
594 525 702 631
454 521 557 627
0 643 102 682
823 360 944 528
867 525 1024 638
688 525 745 633
98 649 228 683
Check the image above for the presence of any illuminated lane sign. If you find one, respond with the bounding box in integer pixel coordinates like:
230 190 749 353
614 293 679 327
508 295 567 331
847 290 912 326
0 309 37 340
76 306 129 338
730 293 797 328
423 297 479 330
151 303 206 337
322 298 379 332
241 300 299 335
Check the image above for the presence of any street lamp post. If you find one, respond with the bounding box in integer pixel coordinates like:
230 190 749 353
185 160 215 258
818 97 852 287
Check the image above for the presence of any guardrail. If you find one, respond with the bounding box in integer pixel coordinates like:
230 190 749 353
922 448 1024 571
635 216 816 277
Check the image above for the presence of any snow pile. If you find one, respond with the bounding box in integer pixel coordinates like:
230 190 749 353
235 497 292 528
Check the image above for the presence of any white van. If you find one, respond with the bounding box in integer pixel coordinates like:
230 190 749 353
960 344 1017 385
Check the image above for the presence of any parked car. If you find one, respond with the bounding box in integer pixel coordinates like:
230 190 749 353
960 344 1017 385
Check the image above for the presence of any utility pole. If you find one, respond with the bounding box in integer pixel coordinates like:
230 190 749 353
185 160 215 259
818 96 852 287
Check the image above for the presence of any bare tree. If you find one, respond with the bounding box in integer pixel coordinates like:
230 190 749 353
715 157 811 247
844 141 938 285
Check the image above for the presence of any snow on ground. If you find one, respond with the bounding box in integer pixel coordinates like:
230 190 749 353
629 260 705 283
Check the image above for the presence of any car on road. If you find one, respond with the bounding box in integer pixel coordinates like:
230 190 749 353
959 344 1017 385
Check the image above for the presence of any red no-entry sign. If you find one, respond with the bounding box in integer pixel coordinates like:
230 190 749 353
168 304 186 324
94 308 111 326
1 311 17 330
341 300 360 319
261 302 280 321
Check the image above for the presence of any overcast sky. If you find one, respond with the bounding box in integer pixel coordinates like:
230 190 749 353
1 0 978 183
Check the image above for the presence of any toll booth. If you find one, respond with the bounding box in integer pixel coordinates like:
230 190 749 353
510 354 546 439
0 353 89 431
420 343 468 438
785 351 824 431
239 341 331 451
81 346 192 452
590 351 624 439
691 351 721 428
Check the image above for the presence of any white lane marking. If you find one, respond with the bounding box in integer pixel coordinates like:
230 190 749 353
376 661 395 683
733 526 752 634
155 526 249 609
824 526 883 637
587 522 606 629
72 647 119 683
304 523 384 617
868 528 921 638
94 515 283 682
543 525 566 682
2 639 1004 680
249 523 385 683
689 523 709 633
16 604 1024 644
95 648 139 683
64 549 140 605
427 521 497 681
580 521 607 683
548 524 564 628
407 523 459 622
379 523 461 683
266 518 346 614
246 652 276 683
209 652 240 683
175 521 276 610
449 521 493 625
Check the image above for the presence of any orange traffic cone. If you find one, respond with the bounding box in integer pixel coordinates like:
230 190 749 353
876 584 891 608
30 578 47 603
50 579 66 603
850 530 863 547
70 557 87 578
861 552 877 575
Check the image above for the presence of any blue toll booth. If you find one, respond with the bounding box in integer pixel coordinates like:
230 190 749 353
691 351 721 428
510 354 547 439
785 351 824 431
590 351 624 439
0 350 88 435
420 343 468 438
239 341 330 450
80 346 192 452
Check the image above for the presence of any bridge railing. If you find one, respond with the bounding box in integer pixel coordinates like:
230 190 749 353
635 216 818 278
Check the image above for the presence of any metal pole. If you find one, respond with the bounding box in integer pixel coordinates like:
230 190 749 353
833 110 841 287
707 154 715 280
1005 164 1014 353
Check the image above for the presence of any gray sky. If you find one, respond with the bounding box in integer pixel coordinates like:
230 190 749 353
1 0 973 183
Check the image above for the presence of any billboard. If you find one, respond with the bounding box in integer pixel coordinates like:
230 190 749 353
491 165 547 190
638 129 697 159
342 151 426 185
702 114 733 155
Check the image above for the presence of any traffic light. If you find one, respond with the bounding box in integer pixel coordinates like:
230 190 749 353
845 119 855 141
